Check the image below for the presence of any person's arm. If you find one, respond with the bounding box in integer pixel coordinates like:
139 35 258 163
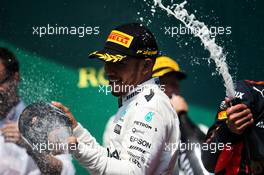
71 112 167 175
201 103 253 172
24 142 76 175
1 122 64 175
178 111 206 142
53 102 175 175
201 121 238 172
170 95 205 141
24 144 63 175
54 154 76 175
202 80 255 172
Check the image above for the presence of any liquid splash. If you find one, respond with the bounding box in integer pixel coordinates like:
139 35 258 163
19 61 62 103
153 0 236 98
19 102 72 155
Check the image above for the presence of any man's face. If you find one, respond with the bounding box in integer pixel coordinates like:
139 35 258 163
159 73 180 98
104 58 147 96
0 61 19 118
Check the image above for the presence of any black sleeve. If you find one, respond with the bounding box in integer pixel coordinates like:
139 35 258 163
202 80 264 173
243 80 264 120
234 80 254 107
201 120 244 172
177 112 207 174
201 80 255 172
178 111 206 143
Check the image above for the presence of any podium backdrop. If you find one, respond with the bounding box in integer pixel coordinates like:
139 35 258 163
1 0 263 174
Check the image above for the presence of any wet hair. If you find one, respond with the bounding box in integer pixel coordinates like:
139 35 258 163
0 47 19 76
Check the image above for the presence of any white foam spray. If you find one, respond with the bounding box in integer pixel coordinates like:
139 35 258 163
153 0 236 98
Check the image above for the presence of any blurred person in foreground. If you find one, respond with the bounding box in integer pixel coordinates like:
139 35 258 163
202 80 264 175
53 23 180 175
0 47 75 175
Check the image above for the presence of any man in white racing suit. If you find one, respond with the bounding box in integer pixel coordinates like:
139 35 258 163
104 55 209 175
53 23 180 175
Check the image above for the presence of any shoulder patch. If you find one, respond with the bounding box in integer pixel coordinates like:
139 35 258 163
145 112 154 122
144 89 155 102
114 124 122 134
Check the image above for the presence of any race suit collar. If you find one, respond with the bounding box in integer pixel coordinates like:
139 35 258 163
118 77 160 107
